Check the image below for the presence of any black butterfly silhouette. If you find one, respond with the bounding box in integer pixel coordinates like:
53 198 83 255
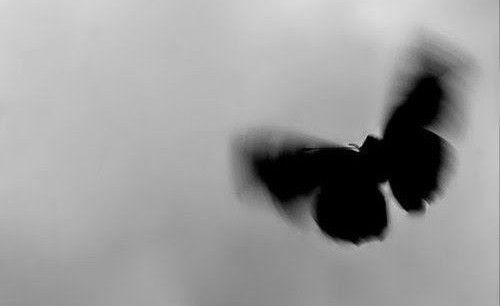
232 38 469 245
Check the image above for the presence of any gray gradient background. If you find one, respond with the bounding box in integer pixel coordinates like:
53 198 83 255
0 0 498 305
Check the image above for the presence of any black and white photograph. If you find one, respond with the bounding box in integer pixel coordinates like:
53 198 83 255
0 0 498 305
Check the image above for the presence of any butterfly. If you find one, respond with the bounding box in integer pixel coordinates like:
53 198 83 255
232 38 469 244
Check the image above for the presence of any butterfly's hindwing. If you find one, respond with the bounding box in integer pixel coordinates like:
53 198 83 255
313 156 388 244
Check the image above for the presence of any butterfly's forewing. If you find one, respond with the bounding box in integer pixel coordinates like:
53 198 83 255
250 147 325 203
232 128 339 209
384 74 446 130
313 151 388 244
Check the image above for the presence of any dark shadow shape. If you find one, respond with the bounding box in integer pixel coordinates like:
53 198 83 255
231 35 470 245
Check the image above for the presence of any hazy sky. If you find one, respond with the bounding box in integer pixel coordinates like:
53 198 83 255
0 0 497 305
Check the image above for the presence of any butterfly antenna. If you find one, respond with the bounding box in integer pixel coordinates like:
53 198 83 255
348 143 360 151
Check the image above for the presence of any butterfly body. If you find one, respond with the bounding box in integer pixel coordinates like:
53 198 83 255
358 135 389 184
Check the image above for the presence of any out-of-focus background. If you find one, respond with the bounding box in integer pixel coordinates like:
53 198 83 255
0 0 497 305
